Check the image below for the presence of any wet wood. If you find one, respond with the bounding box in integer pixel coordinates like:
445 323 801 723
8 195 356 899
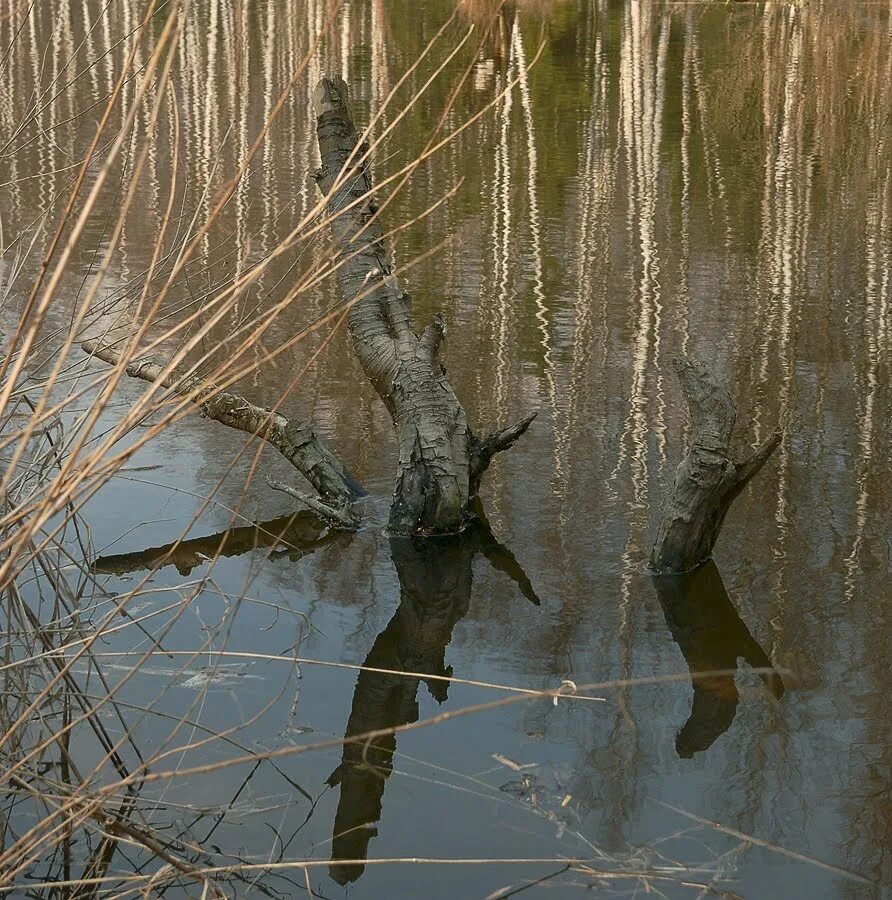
650 355 782 573
81 339 362 523
313 75 534 535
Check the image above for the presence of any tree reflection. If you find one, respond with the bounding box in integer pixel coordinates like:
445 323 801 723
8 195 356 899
327 503 540 885
92 511 342 576
652 560 784 759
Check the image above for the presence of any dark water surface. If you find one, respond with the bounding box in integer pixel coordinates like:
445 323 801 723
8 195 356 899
2 1 890 897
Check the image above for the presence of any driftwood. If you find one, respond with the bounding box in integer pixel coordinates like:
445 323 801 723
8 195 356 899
313 76 535 535
81 340 362 525
652 560 784 758
650 356 782 574
327 506 539 884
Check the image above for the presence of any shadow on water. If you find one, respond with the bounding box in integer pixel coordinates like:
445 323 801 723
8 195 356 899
651 560 785 759
327 502 541 885
92 510 344 576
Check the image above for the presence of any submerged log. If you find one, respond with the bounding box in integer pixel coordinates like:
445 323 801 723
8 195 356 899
81 340 362 525
652 560 784 758
313 76 535 535
327 505 539 884
650 356 782 574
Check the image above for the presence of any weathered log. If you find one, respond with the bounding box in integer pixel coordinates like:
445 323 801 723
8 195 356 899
650 356 782 573
81 340 362 523
652 560 784 758
313 76 534 535
327 507 539 883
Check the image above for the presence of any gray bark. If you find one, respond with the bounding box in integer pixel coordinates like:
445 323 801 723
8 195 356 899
81 340 362 522
313 76 534 535
650 355 782 573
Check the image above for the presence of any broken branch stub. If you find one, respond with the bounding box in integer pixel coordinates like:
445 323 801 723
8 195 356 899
313 75 534 535
649 356 782 574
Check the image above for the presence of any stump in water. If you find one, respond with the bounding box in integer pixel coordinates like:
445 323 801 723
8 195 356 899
313 76 535 535
652 560 784 758
327 508 539 884
650 356 782 574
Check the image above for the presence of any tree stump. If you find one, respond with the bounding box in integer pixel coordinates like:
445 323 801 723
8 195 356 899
650 356 782 574
313 76 534 535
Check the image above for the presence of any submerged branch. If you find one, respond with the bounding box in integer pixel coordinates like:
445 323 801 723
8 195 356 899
266 477 359 529
81 339 362 507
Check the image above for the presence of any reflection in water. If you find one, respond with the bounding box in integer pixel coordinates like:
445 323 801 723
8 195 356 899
652 560 784 759
328 506 540 884
92 511 341 576
2 1 892 894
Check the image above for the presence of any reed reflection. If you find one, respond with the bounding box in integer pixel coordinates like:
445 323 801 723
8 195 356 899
327 503 540 885
652 560 784 759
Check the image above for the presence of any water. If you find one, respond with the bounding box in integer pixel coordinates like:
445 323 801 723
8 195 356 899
1 1 890 896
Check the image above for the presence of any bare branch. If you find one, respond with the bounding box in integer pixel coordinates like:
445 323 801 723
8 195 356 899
469 411 538 494
733 430 783 495
81 340 362 505
265 477 359 530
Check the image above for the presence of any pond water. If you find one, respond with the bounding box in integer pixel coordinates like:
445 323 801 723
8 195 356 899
1 1 890 897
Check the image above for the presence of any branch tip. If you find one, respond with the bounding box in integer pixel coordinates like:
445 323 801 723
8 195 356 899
265 477 359 530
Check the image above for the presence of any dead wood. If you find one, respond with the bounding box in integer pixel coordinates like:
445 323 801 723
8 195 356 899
313 75 534 535
650 355 782 574
81 339 362 524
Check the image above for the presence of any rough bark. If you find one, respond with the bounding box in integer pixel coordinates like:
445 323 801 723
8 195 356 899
327 508 539 884
652 560 784 758
649 355 782 573
313 76 534 535
81 340 362 522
